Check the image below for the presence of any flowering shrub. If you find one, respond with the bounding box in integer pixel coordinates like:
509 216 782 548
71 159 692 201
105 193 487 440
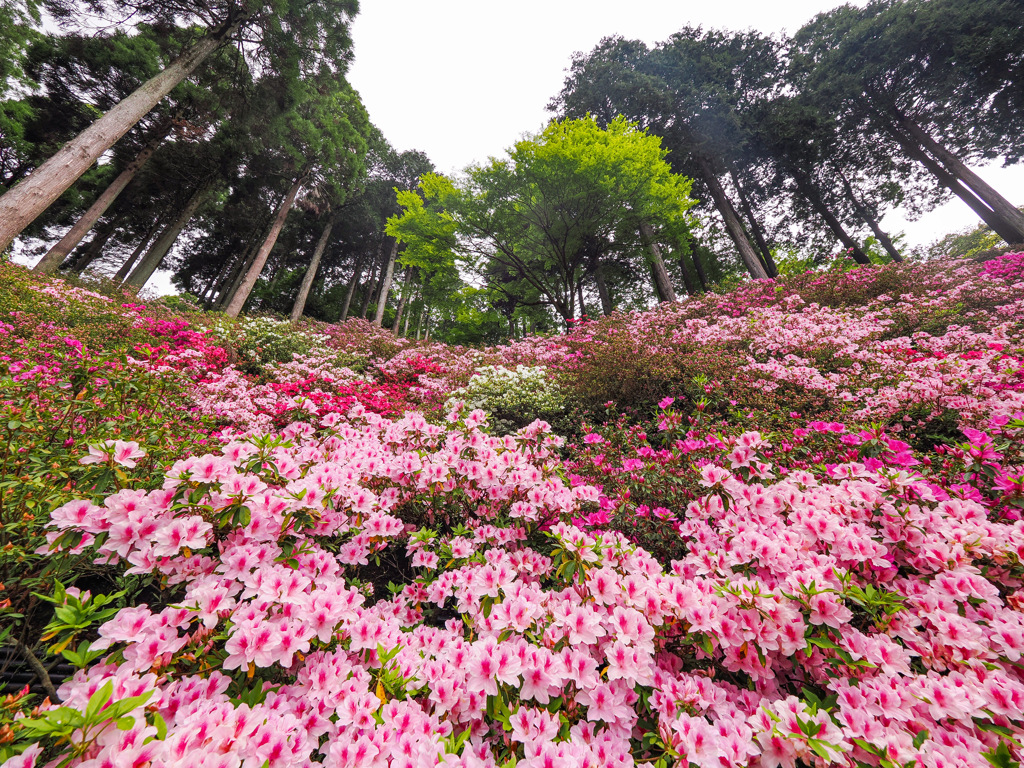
2 255 1024 768
446 365 567 434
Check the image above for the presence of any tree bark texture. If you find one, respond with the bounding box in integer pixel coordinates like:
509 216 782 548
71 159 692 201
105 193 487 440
729 168 778 277
215 242 259 311
391 267 413 334
837 170 903 262
33 130 165 274
113 209 167 284
887 123 1024 243
289 216 335 323
65 218 117 274
225 176 303 318
895 113 1024 239
594 263 613 315
694 155 769 280
791 172 872 265
372 238 398 326
688 250 708 292
339 252 365 322
639 221 677 303
359 240 384 319
124 180 213 291
0 28 235 253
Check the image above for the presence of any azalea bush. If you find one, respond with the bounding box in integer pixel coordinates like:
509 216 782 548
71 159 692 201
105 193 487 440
446 365 567 434
1 253 1024 768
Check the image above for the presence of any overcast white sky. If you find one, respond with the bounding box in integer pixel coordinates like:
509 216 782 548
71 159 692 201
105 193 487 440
346 0 1024 250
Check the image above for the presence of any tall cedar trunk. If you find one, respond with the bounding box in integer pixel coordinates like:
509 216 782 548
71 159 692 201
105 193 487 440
200 257 233 304
887 124 1023 242
403 288 416 337
729 168 777 277
215 242 259 311
359 240 384 318
124 180 213 291
594 263 613 315
694 155 768 279
113 208 168 283
424 311 432 342
66 216 118 274
391 267 413 334
0 24 239 253
689 250 708 291
837 170 903 262
33 129 166 274
416 302 425 340
225 176 303 318
289 216 335 323
676 249 698 296
577 282 586 318
894 112 1024 239
791 171 872 265
639 221 677 302
339 252 365 322
372 238 399 326
203 240 248 307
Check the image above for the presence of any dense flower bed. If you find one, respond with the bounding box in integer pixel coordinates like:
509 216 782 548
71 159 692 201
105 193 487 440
1 255 1024 768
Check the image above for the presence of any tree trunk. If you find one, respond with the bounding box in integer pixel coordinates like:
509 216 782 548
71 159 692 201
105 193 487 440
123 179 214 291
791 171 872 265
289 215 335 323
424 310 432 342
887 123 1023 243
372 238 399 326
112 208 167 283
0 24 239 253
215 242 259 311
403 288 416 337
33 129 166 274
894 112 1024 240
837 170 903 263
594 263 613 315
225 176 303 318
689 250 708 292
391 267 413 334
339 252 365 322
359 240 384 318
639 221 677 302
416 302 425 340
694 155 768 280
65 216 118 274
675 249 698 296
729 168 777 277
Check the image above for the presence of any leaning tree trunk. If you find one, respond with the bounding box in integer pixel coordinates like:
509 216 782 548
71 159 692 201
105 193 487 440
112 208 168 284
0 22 240 253
729 168 777 278
391 267 413 334
339 252 366 322
792 171 872 265
289 215 335 323
688 250 708 292
65 216 119 274
360 240 384 319
594 263 613 315
123 180 214 291
675 248 698 296
403 289 415 337
224 176 303 319
372 238 399 326
894 111 1024 240
887 124 1023 243
837 170 903 263
693 155 768 280
214 242 259 311
33 128 166 274
639 221 677 303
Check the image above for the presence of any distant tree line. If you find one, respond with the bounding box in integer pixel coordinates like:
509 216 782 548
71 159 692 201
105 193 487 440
0 0 1021 342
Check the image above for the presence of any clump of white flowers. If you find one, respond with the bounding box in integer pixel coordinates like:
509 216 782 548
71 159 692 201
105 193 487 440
446 365 565 433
